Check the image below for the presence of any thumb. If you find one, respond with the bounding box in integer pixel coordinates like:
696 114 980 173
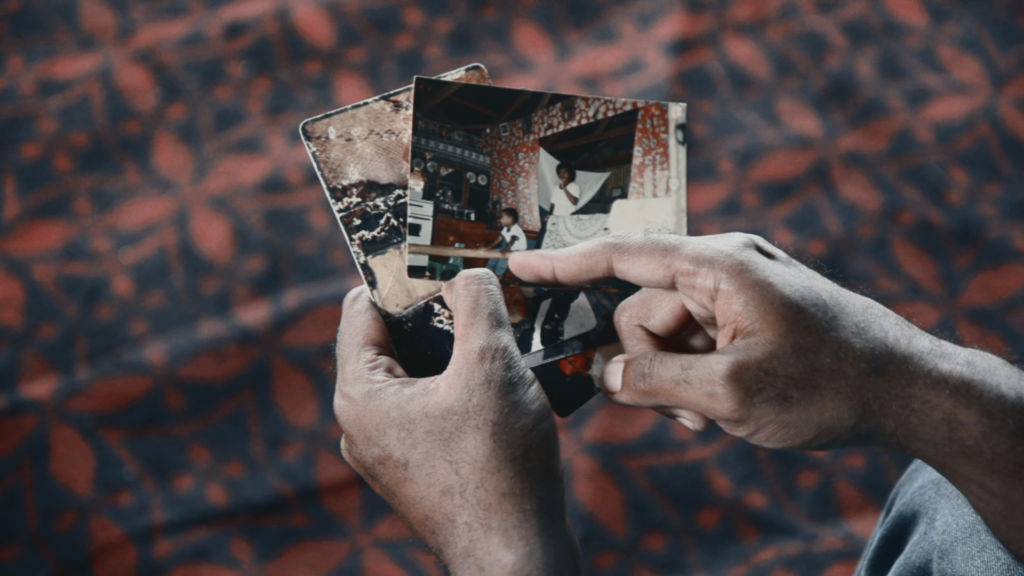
601 350 725 429
441 268 520 374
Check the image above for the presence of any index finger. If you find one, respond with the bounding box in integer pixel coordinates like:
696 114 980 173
336 286 408 384
508 233 710 291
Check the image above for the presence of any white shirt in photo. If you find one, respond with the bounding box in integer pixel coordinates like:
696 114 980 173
500 223 528 251
550 182 581 216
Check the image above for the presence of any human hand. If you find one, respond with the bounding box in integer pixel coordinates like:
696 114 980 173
334 271 580 575
509 233 937 451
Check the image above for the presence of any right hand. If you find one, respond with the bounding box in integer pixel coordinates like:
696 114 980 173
509 233 938 451
512 232 1024 561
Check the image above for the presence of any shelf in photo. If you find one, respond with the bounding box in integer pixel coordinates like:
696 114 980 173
407 244 509 260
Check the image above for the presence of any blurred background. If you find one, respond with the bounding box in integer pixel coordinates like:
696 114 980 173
1 0 1022 574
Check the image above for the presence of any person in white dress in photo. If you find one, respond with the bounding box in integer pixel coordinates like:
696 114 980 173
549 163 580 216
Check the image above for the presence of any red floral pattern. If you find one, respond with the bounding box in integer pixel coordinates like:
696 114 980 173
629 104 673 199
487 141 543 231
481 95 672 230
2 0 1023 574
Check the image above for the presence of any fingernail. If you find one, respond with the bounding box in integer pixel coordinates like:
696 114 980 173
677 409 702 423
602 357 625 394
675 417 695 430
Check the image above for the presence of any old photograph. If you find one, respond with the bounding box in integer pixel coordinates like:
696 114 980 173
406 77 687 283
301 66 687 415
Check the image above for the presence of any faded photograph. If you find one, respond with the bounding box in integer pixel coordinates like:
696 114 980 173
406 77 687 284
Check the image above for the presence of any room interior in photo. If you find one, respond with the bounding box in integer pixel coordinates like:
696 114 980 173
406 78 637 280
537 108 636 216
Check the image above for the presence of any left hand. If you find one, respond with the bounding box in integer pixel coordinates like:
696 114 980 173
334 271 580 575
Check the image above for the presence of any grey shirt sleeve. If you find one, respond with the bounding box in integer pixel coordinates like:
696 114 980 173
856 460 1024 576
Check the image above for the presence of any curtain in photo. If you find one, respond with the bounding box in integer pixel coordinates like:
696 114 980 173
537 147 610 213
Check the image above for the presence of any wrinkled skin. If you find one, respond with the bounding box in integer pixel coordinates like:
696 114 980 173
334 270 579 575
511 232 1024 562
515 232 919 449
334 232 1024 570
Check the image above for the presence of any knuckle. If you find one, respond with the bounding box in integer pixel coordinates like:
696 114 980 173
601 231 639 248
741 232 768 247
741 233 770 255
716 388 752 422
597 231 655 264
730 233 758 257
452 267 500 297
741 232 765 245
716 233 764 273
606 231 679 251
460 266 499 284
613 295 642 327
714 232 752 254
733 232 760 248
339 436 363 470
597 232 646 259
716 360 753 421
716 231 749 249
332 391 347 427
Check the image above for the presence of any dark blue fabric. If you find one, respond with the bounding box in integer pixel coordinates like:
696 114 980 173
4 0 1023 573
858 460 1024 575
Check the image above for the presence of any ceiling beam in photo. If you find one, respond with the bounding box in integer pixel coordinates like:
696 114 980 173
418 82 466 114
448 123 499 131
545 125 637 152
576 151 634 170
572 136 617 165
533 93 553 116
447 95 503 118
496 91 534 123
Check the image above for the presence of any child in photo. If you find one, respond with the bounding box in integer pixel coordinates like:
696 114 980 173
487 208 528 277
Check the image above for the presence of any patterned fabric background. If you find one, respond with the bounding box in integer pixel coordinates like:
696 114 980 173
484 141 544 230
1 0 1022 574
630 104 674 200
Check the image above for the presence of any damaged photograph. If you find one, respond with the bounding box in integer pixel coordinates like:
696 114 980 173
301 66 492 376
406 76 688 284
